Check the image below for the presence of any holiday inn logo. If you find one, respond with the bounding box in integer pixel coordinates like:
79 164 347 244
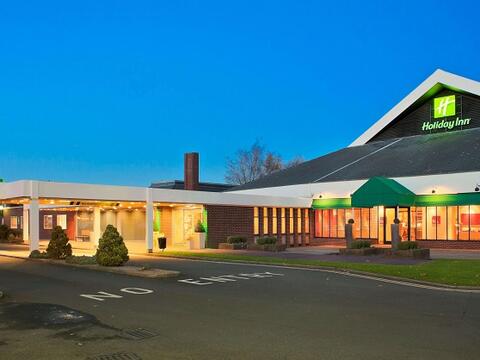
434 95 456 118
422 94 470 132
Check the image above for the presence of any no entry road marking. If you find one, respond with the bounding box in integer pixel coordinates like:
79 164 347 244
178 271 284 286
80 287 154 302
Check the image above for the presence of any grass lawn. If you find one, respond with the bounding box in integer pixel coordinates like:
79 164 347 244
153 251 480 287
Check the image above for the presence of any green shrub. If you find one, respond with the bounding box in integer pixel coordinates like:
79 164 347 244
349 240 371 249
0 224 9 241
7 230 23 244
397 241 419 250
65 255 97 265
194 220 206 233
256 236 277 245
29 250 50 259
95 225 129 266
226 235 247 244
46 226 72 259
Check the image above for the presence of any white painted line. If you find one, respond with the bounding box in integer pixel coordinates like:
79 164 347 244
80 291 123 302
168 258 480 294
120 287 154 295
178 272 285 286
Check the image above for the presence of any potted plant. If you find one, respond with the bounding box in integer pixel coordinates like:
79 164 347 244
194 220 206 249
339 240 378 255
386 241 430 259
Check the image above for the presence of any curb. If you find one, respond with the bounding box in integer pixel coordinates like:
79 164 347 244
0 254 180 279
147 253 480 292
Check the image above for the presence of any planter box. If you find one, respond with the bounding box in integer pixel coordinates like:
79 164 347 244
218 243 247 250
385 248 430 259
247 243 287 252
339 248 378 256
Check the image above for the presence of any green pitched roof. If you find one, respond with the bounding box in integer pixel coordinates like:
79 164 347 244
351 177 416 207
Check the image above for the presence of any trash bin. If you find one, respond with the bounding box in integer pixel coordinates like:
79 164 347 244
158 237 167 251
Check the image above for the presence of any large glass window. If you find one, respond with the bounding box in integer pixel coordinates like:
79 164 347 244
297 209 302 234
304 209 310 234
272 208 277 234
289 208 294 234
314 209 322 237
436 207 447 240
281 208 286 234
337 209 345 238
329 210 337 237
253 207 259 235
447 206 458 240
263 207 268 235
415 207 425 240
370 207 378 239
470 205 480 240
353 209 361 238
57 214 67 230
459 206 470 240
426 207 437 240
322 210 329 237
361 208 370 238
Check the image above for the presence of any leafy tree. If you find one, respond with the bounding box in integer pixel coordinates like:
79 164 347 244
95 225 129 266
225 140 304 185
46 226 72 259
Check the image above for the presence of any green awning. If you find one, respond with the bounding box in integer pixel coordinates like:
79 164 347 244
351 177 416 207
415 193 480 206
312 197 351 209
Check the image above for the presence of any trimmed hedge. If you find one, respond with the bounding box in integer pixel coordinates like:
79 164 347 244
226 235 247 244
397 241 419 250
256 236 277 245
29 250 50 259
349 240 371 249
65 255 97 265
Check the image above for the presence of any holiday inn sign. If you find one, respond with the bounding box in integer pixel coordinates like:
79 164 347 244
422 94 471 131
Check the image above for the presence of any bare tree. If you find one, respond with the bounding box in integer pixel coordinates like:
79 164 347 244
225 141 304 185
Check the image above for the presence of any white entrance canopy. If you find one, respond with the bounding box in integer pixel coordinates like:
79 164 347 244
0 180 311 253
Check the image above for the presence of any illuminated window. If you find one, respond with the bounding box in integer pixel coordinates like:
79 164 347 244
315 210 322 237
253 207 259 235
447 206 458 240
10 216 19 229
297 209 302 234
337 209 345 238
289 208 294 234
281 208 286 234
470 205 480 240
57 214 67 229
272 208 277 234
370 207 378 239
263 207 268 235
304 209 309 234
44 215 53 230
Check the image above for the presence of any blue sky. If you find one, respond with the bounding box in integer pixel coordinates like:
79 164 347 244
1 0 479 185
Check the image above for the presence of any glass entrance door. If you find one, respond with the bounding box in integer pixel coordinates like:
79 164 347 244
384 208 396 244
384 207 410 244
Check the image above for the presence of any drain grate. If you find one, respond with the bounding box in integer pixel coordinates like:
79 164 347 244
122 328 159 340
86 352 142 360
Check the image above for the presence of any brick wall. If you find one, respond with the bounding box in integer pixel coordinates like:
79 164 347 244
417 240 480 249
205 205 254 248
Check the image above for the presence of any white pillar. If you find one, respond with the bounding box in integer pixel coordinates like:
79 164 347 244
29 199 39 252
93 207 101 247
146 189 154 253
23 205 29 244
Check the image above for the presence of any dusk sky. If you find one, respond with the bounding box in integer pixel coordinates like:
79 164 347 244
1 0 479 186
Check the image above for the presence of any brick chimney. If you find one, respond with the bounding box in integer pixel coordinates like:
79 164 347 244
184 152 199 190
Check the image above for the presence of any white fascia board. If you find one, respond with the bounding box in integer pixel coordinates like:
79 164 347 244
233 171 480 199
0 180 311 208
350 69 480 147
0 180 32 199
150 188 311 208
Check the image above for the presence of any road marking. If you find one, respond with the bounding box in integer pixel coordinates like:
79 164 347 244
178 271 284 286
165 257 480 294
80 288 154 301
120 287 154 295
80 291 123 302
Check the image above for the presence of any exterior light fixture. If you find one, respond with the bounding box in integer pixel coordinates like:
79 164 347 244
475 185 480 192
431 189 436 194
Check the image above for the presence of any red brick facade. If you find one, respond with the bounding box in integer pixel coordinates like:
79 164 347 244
417 240 480 249
205 205 254 248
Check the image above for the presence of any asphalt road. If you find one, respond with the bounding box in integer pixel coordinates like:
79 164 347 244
0 255 479 360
